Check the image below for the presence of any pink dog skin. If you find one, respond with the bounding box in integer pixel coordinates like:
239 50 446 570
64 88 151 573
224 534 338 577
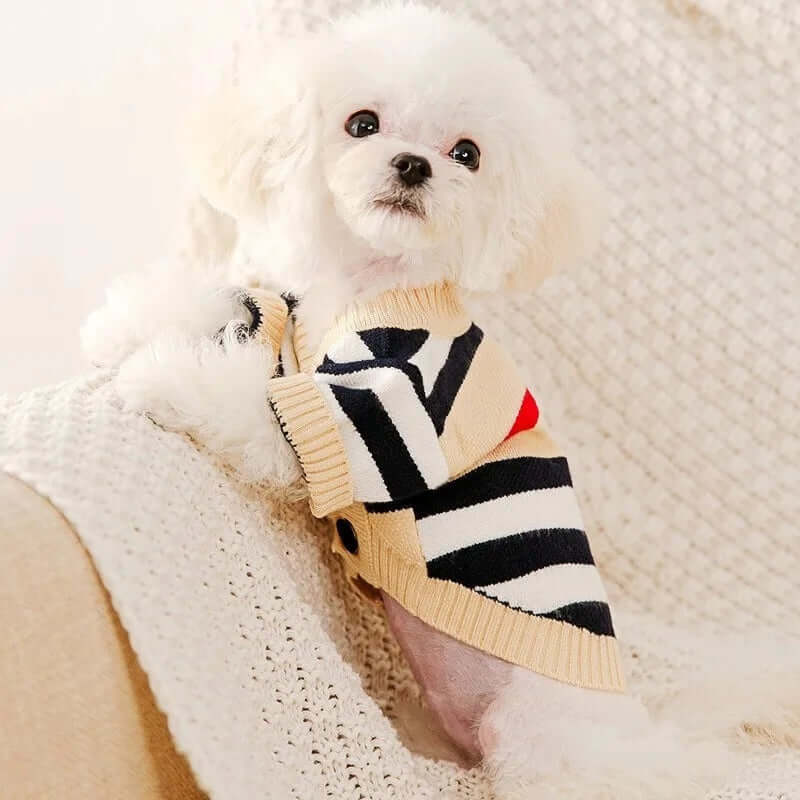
381 591 513 764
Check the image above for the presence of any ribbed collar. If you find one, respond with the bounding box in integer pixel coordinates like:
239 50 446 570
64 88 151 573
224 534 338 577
331 281 465 336
296 283 469 371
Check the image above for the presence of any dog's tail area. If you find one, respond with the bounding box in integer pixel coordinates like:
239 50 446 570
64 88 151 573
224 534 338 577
479 669 732 800
654 632 800 751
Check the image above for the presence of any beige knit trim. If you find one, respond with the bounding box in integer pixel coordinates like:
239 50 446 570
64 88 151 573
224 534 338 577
331 510 625 693
380 546 625 692
309 283 471 370
246 289 289 362
368 508 425 566
268 374 353 517
292 319 316 374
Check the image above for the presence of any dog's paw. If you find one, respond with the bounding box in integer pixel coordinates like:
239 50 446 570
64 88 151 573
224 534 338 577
482 671 731 800
116 324 275 424
117 327 302 487
654 633 800 751
488 734 730 800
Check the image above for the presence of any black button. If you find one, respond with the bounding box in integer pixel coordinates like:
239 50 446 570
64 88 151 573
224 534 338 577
335 518 358 554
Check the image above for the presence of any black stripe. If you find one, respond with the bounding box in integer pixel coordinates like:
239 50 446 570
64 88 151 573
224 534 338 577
427 528 594 588
425 323 483 434
329 383 427 500
318 358 427 405
366 457 572 518
539 601 615 637
280 292 299 313
358 327 429 360
240 292 264 336
476 593 615 638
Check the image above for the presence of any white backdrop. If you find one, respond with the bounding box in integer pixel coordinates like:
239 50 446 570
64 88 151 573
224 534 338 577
0 0 241 394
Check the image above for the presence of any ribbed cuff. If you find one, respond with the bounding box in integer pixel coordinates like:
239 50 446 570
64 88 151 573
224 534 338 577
268 373 353 517
244 289 289 361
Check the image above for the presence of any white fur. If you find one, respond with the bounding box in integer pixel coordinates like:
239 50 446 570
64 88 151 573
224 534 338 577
117 324 302 489
83 3 798 798
90 1 611 489
81 262 241 367
187 3 608 304
655 633 800 751
481 670 731 800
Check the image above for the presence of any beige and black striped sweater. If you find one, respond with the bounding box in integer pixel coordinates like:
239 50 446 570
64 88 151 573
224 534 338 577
247 283 625 692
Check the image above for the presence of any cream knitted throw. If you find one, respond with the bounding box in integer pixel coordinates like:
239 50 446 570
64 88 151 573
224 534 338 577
2 0 800 797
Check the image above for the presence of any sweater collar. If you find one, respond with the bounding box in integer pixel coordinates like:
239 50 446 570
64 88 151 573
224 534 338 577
335 281 465 332
295 283 469 372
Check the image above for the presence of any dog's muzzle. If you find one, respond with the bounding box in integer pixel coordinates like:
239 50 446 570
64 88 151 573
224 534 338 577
373 190 426 218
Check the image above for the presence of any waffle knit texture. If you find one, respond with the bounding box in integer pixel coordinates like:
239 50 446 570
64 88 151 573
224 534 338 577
268 284 625 691
1 1 799 797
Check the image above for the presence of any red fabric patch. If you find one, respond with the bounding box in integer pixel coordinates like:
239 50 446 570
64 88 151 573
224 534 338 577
505 389 539 440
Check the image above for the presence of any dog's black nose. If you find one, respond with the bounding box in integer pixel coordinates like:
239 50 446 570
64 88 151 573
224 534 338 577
391 153 432 187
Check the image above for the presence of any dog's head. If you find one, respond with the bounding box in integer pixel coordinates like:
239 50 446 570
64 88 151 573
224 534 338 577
190 4 607 293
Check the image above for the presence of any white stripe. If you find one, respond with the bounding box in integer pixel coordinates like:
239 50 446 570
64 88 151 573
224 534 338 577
317 366 449 490
326 331 375 363
317 382 391 502
477 563 608 614
417 486 585 561
407 333 453 397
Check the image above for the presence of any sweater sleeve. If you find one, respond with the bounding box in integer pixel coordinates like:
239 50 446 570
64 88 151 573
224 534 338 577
268 373 354 517
268 324 536 518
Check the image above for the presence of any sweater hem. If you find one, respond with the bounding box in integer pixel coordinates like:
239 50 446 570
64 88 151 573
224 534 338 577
360 528 626 692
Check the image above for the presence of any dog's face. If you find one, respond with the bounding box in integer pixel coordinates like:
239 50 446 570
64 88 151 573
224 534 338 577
316 12 503 258
192 4 606 292
316 10 508 272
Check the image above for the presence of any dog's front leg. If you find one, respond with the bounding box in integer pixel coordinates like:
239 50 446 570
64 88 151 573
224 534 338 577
116 323 304 492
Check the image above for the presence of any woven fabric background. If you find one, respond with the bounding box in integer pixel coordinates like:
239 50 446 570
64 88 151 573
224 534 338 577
2 1 799 797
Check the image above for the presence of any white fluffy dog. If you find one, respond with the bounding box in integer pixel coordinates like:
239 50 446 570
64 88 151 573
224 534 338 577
82 4 798 798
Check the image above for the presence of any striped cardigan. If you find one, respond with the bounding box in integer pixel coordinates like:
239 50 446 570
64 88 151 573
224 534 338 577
254 283 624 692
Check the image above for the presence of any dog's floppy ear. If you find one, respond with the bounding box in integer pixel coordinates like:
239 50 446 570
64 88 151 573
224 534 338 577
503 151 609 291
182 53 317 222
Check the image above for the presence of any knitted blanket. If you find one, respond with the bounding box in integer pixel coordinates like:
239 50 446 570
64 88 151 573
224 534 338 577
2 0 799 797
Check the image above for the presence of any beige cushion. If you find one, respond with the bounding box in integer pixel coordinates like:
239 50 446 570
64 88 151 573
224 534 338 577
0 472 206 800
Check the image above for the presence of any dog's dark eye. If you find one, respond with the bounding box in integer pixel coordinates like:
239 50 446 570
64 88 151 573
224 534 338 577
449 139 480 170
346 110 380 138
